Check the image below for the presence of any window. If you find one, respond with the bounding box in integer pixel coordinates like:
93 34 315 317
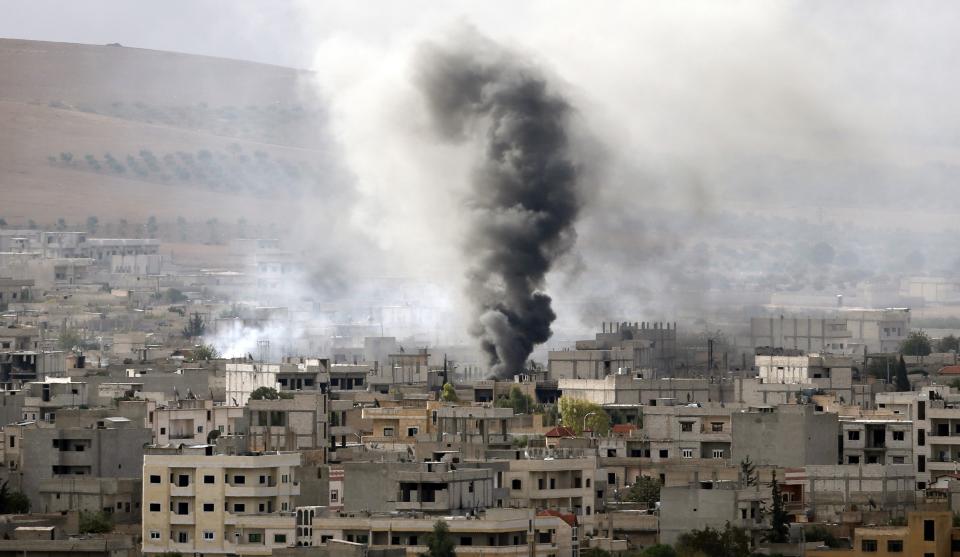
203 475 215 484
711 422 723 432
848 431 860 441
233 503 245 513
178 475 189 487
607 473 616 485
919 401 926 421
150 531 160 540
177 502 189 515
407 427 418 437
149 503 161 512
410 535 418 545
893 431 904 441
460 537 473 546
203 503 214 512
274 534 287 544
281 474 289 483
659 449 669 458
203 531 215 540
680 422 693 432
892 456 905 464
392 536 400 545
330 489 339 502
861 539 877 552
712 449 724 459
682 448 694 459
383 427 395 437
160 427 166 435
197 426 203 433
149 475 161 484
919 455 926 473
259 475 267 484
233 475 245 484
7 437 13 448
918 429 925 446
847 455 860 464
924 519 935 541
886 540 903 552
511 479 522 490
177 532 188 543
249 533 262 543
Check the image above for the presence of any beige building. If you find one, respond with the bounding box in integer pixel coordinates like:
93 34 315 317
152 398 244 445
142 446 300 556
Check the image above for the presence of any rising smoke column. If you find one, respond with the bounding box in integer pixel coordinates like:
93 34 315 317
416 32 582 378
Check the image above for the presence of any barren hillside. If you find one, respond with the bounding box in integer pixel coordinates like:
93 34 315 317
0 39 342 227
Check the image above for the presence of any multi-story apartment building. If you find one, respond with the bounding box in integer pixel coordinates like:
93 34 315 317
142 445 300 556
246 392 328 455
840 417 913 466
875 387 951 490
502 451 605 535
151 398 244 445
5 415 151 506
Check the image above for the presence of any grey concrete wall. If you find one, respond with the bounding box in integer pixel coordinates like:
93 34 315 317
732 406 838 467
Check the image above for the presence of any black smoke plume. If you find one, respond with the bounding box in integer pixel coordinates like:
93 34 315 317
416 31 582 378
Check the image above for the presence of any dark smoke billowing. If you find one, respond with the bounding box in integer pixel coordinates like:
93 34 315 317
416 31 582 378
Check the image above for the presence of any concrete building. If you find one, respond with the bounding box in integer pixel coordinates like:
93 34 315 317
548 321 676 381
731 404 839 467
840 417 913 466
783 464 917 523
659 480 769 546
749 309 911 354
10 416 151 507
813 510 956 557
226 362 280 407
246 392 328 455
310 508 574 557
503 451 605 534
142 445 300 556
151 398 244 445
0 278 34 308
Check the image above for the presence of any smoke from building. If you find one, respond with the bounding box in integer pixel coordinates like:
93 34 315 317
416 30 582 378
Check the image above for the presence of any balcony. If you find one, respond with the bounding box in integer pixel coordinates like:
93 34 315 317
224 512 295 528
170 512 195 525
928 435 960 445
170 485 194 497
226 484 299 497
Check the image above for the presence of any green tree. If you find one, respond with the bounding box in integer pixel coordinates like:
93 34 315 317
165 288 188 304
675 523 751 557
901 331 932 356
495 386 533 414
640 545 677 557
938 334 960 353
895 355 910 392
424 520 456 557
146 215 158 238
581 549 612 557
59 328 83 351
183 312 206 338
86 216 99 234
809 242 835 265
865 355 896 379
766 471 789 543
440 383 458 402
624 476 661 508
805 525 841 548
558 397 610 436
739 456 758 487
192 344 219 361
78 511 113 533
249 387 280 400
0 481 30 514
